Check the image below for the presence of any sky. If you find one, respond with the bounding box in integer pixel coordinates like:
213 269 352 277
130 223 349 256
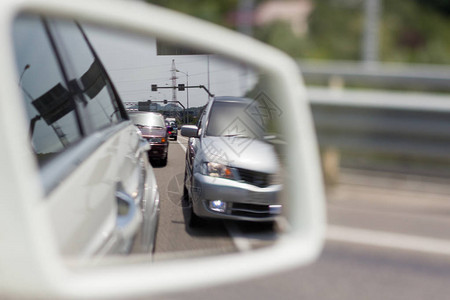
84 24 258 108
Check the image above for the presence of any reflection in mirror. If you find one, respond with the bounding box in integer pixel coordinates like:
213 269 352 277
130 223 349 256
84 23 288 263
13 15 83 166
12 13 288 268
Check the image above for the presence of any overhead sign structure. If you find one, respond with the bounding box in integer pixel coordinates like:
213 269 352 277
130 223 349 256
151 84 214 97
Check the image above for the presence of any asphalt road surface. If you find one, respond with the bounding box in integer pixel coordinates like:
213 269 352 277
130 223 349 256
150 135 450 300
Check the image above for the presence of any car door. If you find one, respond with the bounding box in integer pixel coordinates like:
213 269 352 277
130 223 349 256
12 14 151 258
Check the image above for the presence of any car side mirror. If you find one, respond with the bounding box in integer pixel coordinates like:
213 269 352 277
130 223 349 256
181 125 199 138
0 0 325 298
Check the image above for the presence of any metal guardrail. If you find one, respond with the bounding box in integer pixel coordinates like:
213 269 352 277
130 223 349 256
299 60 450 92
308 87 450 178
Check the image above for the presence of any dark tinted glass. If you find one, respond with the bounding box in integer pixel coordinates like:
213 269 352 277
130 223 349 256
12 15 81 166
49 20 122 131
205 101 264 138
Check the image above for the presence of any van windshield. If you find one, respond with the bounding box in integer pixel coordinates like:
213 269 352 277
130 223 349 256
205 101 264 139
129 113 165 128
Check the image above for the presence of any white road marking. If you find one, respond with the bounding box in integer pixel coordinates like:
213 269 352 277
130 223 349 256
224 221 253 252
327 225 450 256
177 136 187 152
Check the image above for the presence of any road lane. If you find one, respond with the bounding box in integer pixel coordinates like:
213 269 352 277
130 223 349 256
154 135 450 258
152 135 279 260
157 240 450 300
150 139 450 299
152 136 237 261
326 168 450 250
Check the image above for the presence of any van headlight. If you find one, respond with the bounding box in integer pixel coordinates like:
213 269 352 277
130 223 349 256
201 162 236 180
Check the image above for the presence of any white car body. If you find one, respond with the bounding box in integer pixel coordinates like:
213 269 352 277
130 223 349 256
8 12 161 259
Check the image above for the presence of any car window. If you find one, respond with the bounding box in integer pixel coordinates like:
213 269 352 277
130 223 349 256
12 15 82 166
48 19 122 131
205 101 264 138
129 113 165 128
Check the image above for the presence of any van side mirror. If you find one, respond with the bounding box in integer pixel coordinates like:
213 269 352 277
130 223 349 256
181 125 199 138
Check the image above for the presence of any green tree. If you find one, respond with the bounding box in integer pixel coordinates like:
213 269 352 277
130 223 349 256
148 0 450 64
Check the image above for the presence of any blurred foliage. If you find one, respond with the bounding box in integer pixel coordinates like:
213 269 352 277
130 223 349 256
382 1 450 64
149 0 238 26
255 0 363 60
417 0 450 16
147 0 450 64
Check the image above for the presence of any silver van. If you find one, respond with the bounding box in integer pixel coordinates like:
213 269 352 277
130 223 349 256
181 96 282 226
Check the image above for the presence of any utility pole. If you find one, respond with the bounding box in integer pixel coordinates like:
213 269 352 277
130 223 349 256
207 56 210 101
170 59 177 102
176 69 189 123
19 64 30 86
237 0 254 36
362 0 381 67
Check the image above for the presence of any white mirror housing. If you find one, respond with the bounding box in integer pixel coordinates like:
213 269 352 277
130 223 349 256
0 0 326 298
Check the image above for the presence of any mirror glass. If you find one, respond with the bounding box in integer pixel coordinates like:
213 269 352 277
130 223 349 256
12 13 289 268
